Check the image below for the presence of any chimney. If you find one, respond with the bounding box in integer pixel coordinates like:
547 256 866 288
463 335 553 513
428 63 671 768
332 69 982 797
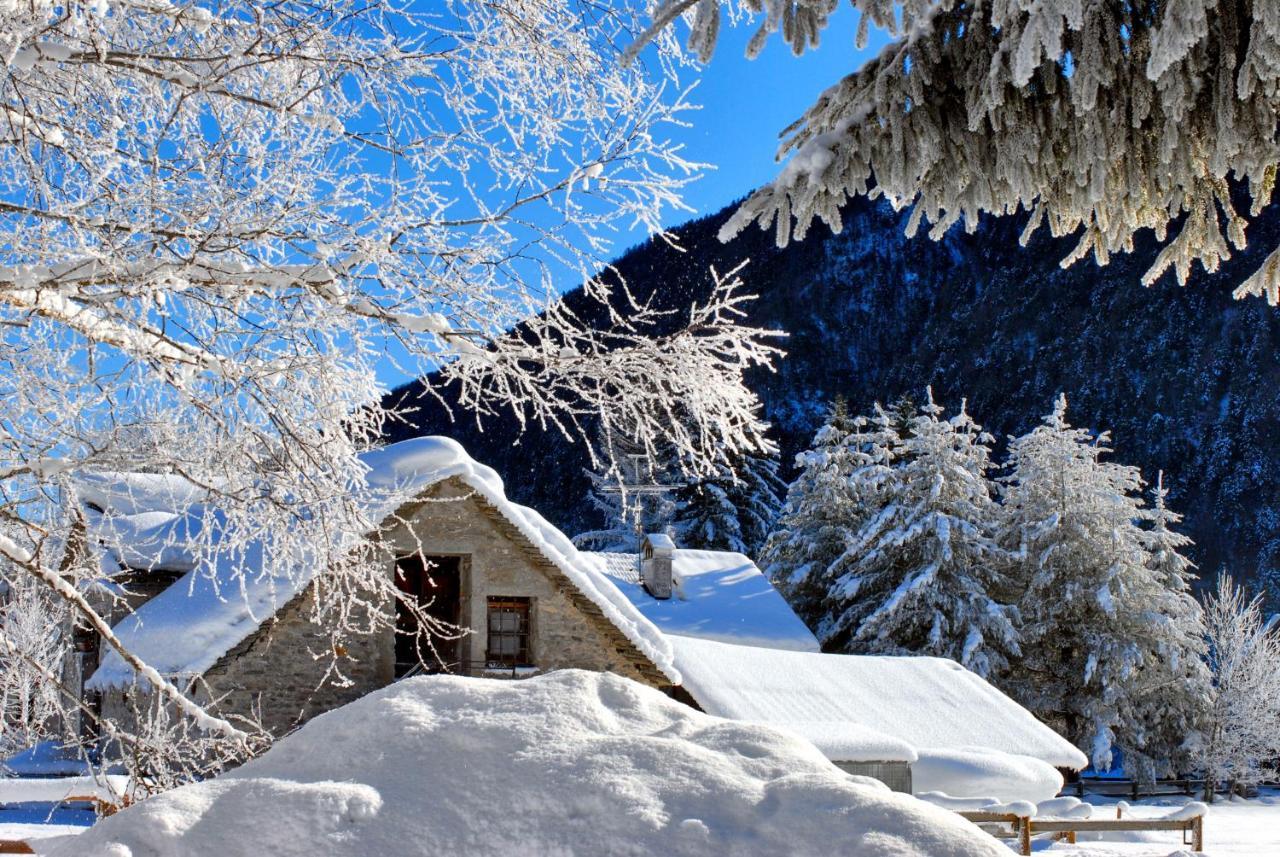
640 533 675 599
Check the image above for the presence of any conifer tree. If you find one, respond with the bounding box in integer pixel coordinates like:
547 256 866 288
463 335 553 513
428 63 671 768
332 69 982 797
760 398 865 627
671 449 784 556
639 1 1280 304
999 395 1204 770
1126 473 1211 781
825 392 1018 678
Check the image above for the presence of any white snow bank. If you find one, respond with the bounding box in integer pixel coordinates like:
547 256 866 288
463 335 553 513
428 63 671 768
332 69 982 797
1035 796 1094 819
87 437 677 690
1162 801 1209 820
915 793 1036 817
912 748 1064 804
584 549 820 652
85 507 203 572
74 472 208 518
52 671 1008 857
0 776 129 804
667 635 1086 776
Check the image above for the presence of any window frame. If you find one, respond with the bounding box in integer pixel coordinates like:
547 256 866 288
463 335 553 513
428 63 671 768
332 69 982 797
485 596 534 669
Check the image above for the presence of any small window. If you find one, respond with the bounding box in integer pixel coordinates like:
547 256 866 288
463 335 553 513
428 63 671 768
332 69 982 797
486 597 532 668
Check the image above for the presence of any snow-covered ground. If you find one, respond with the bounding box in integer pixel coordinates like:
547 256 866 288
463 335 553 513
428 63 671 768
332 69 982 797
5 780 1279 855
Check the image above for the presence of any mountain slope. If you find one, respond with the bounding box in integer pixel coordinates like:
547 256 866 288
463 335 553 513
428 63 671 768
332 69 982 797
386 195 1280 600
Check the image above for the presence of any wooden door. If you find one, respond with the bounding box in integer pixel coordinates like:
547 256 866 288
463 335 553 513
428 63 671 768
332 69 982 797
394 554 462 676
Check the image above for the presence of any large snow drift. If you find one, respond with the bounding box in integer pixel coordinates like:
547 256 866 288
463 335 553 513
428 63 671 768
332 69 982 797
912 748 1064 804
52 671 1006 857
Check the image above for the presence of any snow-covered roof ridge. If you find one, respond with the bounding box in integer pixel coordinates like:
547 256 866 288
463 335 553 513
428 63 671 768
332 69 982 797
667 635 1088 772
87 436 678 690
583 548 820 653
357 438 677 681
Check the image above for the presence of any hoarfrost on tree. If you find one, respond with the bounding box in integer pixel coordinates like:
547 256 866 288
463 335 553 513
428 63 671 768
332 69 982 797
638 1 1280 304
0 0 780 760
824 390 1019 679
998 394 1206 772
1197 575 1280 800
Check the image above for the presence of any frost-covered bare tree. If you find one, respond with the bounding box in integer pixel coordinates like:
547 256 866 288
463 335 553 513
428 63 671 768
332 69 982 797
638 1 1280 303
0 1 780 747
1198 575 1280 800
0 572 68 758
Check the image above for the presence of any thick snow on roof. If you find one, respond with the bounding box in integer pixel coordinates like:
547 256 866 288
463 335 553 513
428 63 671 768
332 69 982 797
53 671 1007 857
74 471 209 517
84 507 203 573
668 635 1088 771
88 437 677 690
584 549 820 652
644 532 675 550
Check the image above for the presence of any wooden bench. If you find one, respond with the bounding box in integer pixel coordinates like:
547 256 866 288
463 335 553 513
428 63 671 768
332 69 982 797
1028 815 1204 853
957 812 1031 855
959 809 1204 855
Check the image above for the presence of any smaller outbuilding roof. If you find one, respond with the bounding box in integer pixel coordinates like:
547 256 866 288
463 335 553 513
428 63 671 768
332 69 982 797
667 634 1088 771
583 549 819 653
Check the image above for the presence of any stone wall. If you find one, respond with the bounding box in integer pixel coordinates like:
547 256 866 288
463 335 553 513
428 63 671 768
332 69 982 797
98 476 668 739
199 585 393 737
383 478 664 685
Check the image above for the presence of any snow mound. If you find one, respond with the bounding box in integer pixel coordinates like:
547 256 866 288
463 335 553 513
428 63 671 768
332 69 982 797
54 671 1006 857
912 748 1063 804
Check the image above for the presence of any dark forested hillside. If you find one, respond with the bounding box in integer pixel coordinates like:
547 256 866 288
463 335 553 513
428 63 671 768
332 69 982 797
385 195 1280 602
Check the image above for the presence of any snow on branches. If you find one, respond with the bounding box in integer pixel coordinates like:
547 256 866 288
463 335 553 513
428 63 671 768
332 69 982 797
0 0 778 752
643 1 1280 304
1198 575 1280 798
767 390 1209 773
823 391 1019 678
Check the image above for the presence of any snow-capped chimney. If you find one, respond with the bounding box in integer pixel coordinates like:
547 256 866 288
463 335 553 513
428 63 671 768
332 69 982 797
641 533 675 599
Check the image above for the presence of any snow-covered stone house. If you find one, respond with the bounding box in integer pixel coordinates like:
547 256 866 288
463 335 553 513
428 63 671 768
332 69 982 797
70 436 1085 799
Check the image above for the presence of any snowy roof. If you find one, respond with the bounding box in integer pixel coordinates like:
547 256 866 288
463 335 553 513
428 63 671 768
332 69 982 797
583 549 819 652
668 635 1088 770
86 437 679 690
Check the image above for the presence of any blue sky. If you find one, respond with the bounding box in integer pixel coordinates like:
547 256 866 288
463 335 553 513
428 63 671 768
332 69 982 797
375 7 888 391
644 9 889 234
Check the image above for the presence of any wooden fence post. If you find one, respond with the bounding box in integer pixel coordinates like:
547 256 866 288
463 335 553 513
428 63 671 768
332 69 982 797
1192 815 1204 852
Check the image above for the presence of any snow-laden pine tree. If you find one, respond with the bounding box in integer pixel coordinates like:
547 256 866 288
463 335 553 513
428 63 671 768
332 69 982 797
760 398 866 628
824 392 1018 678
1198 575 1280 800
999 395 1205 770
1124 472 1211 782
0 2 781 741
638 1 1280 304
671 448 784 555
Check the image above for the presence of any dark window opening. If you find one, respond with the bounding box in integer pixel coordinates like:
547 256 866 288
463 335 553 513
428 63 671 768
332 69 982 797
486 597 532 669
395 554 463 678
